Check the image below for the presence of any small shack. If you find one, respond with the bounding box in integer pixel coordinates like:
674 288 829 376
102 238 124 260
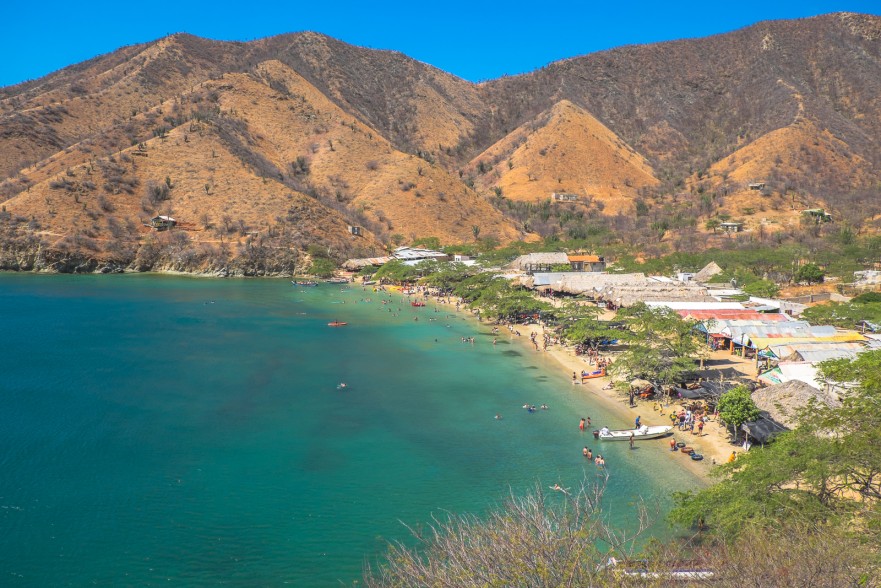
347 225 362 236
720 222 743 233
567 254 605 272
150 215 176 230
748 182 766 191
741 414 789 445
803 209 832 223
551 192 579 202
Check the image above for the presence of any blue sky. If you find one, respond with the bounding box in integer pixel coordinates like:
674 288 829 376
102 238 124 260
2 1 879 87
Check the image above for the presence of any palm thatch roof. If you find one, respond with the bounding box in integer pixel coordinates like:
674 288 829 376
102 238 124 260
694 261 723 283
752 380 841 428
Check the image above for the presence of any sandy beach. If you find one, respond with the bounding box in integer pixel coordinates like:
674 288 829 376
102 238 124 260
405 287 741 481
504 321 737 480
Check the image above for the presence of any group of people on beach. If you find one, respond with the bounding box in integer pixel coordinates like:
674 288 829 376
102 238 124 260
671 408 706 436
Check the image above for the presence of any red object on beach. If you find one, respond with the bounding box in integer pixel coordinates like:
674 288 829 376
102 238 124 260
411 302 426 307
327 321 348 327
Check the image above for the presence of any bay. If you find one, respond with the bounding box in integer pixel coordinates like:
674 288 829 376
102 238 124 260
0 274 701 586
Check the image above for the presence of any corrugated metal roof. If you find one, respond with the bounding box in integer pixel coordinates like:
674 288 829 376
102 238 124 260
392 247 448 261
648 301 744 310
751 333 866 349
763 341 867 360
530 272 571 287
795 349 860 362
680 310 790 321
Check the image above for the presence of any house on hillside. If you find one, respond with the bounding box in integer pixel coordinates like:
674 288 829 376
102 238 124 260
803 209 832 223
720 222 743 233
748 182 766 190
567 254 605 272
150 215 176 230
551 192 580 202
347 225 362 236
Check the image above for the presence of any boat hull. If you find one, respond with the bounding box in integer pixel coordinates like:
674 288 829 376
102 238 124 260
598 426 672 441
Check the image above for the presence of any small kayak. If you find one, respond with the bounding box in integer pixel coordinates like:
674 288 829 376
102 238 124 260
327 321 348 327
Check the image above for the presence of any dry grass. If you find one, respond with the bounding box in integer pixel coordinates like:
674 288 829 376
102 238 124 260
469 101 658 214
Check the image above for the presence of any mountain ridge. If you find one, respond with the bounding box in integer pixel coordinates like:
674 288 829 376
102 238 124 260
2 12 881 272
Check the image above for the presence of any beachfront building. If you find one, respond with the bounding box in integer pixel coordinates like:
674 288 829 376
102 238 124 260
510 252 570 273
521 272 718 308
342 255 394 271
343 246 449 271
567 254 606 272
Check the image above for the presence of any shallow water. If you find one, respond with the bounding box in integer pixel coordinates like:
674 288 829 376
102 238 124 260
0 275 701 586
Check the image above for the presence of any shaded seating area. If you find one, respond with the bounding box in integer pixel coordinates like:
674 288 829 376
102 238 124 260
741 413 789 446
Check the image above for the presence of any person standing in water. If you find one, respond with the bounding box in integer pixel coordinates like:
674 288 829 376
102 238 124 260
579 418 586 432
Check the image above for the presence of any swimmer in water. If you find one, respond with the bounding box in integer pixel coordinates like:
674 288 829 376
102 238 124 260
550 484 569 494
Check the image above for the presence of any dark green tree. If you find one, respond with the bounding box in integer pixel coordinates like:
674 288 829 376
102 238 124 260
715 385 760 438
794 262 824 284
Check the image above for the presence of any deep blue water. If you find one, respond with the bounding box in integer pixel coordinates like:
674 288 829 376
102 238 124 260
0 274 700 586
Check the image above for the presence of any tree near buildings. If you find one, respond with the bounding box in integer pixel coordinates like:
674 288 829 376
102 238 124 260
794 262 824 284
671 351 881 563
610 303 702 388
715 385 760 438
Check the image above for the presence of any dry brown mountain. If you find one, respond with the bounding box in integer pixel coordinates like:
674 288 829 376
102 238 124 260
2 12 881 271
469 100 658 214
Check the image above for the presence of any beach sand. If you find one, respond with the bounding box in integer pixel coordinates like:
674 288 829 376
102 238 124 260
372 281 747 481
415 290 742 481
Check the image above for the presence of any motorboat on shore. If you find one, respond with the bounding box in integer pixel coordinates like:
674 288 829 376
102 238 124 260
597 425 672 441
293 280 318 286
325 277 349 284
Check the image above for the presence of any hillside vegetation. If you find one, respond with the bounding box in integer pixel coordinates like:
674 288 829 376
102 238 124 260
2 13 881 271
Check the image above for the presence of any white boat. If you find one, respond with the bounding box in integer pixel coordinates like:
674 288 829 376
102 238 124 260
598 425 672 441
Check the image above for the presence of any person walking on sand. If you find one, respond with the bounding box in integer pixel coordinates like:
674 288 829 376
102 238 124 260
579 418 586 432
572 372 577 384
635 415 641 429
697 420 704 436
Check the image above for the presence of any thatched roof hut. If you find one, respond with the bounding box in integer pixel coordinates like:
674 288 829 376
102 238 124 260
694 261 723 283
752 380 841 428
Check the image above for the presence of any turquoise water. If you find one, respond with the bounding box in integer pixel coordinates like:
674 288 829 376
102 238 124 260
0 275 701 586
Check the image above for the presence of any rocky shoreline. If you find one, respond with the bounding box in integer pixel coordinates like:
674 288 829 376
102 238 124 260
0 227 307 277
